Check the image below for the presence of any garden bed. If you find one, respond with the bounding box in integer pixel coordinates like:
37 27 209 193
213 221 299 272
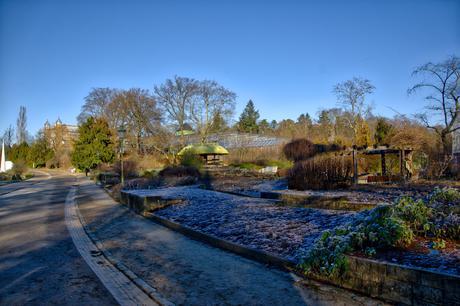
122 186 459 275
124 186 355 262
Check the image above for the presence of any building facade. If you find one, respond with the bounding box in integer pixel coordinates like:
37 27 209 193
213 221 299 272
43 118 79 152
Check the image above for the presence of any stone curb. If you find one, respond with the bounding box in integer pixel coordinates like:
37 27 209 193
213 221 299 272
121 189 460 306
76 181 174 306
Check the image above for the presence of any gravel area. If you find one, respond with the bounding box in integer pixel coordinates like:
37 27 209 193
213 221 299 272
127 186 355 262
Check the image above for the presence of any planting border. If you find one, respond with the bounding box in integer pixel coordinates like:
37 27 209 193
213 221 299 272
120 190 460 306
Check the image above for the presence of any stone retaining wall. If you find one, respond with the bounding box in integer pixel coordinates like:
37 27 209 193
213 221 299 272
260 191 376 211
120 190 460 306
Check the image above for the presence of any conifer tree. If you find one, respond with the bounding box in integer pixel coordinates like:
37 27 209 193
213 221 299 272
237 100 260 133
72 117 115 174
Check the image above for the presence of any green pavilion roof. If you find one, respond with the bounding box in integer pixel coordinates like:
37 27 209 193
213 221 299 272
175 130 195 136
177 143 229 156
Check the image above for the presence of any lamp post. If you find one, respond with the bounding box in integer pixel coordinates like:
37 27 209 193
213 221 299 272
117 125 126 185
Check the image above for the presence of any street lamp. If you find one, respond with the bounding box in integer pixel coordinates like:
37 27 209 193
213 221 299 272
117 125 126 185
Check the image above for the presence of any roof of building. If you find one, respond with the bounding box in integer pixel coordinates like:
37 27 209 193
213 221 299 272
177 143 229 156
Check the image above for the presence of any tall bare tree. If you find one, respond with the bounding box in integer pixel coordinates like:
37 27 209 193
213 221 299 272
16 106 27 144
190 80 236 142
409 55 460 154
154 76 199 139
78 87 121 128
120 88 161 154
333 77 374 145
2 125 14 147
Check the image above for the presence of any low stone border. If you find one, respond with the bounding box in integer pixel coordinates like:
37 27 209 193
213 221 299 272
77 185 173 306
120 190 460 306
260 191 377 211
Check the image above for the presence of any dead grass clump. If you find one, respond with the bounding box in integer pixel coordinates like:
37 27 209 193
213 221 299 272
159 165 201 178
287 155 352 190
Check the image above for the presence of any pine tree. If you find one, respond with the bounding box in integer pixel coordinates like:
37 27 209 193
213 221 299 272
237 100 260 133
71 117 115 174
374 117 393 146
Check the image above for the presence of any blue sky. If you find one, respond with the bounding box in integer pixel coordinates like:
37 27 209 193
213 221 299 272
1 0 459 137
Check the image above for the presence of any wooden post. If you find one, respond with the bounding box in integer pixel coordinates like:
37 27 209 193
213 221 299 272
381 152 386 176
401 149 406 183
353 149 358 185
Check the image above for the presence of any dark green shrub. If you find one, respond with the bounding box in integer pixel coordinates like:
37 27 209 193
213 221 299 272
287 155 352 190
395 197 432 235
179 151 204 169
299 205 414 278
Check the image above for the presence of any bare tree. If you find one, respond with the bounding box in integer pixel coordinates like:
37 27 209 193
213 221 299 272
409 55 460 154
333 77 374 145
78 88 121 128
120 88 161 154
154 76 199 140
16 106 27 144
190 80 236 142
2 125 14 147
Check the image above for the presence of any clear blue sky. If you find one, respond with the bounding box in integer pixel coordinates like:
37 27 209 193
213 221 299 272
1 0 459 137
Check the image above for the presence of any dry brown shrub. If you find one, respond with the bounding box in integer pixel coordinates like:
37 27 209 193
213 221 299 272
283 139 317 162
287 154 352 190
225 145 284 165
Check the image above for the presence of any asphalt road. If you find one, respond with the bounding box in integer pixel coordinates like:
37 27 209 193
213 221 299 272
0 171 116 305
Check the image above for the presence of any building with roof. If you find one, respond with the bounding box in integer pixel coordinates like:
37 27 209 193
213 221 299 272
44 118 79 149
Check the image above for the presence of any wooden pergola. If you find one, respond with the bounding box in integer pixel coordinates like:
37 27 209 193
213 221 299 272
351 147 413 184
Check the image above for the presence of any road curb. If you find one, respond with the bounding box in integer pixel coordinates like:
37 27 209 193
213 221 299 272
74 180 174 306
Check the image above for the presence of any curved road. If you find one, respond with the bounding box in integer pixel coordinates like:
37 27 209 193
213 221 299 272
0 171 116 305
0 171 385 305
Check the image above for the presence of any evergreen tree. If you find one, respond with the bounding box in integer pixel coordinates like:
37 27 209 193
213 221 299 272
72 117 115 174
258 119 271 134
237 100 260 133
297 113 313 128
374 117 393 146
28 131 54 168
9 142 30 164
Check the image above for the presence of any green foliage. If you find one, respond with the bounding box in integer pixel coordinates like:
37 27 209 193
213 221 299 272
237 100 260 133
429 187 460 205
179 150 204 169
299 205 414 278
427 187 460 240
9 142 30 165
395 197 432 235
71 117 115 172
300 188 460 278
374 117 393 146
432 239 446 250
28 134 54 167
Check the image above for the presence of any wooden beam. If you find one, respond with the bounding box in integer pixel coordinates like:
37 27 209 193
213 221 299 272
381 153 386 176
353 149 358 184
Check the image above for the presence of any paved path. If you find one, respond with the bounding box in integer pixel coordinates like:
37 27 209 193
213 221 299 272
0 172 116 305
77 177 386 306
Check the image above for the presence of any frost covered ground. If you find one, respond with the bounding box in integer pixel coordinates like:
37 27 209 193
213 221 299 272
126 185 459 275
127 186 354 261
209 177 429 204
